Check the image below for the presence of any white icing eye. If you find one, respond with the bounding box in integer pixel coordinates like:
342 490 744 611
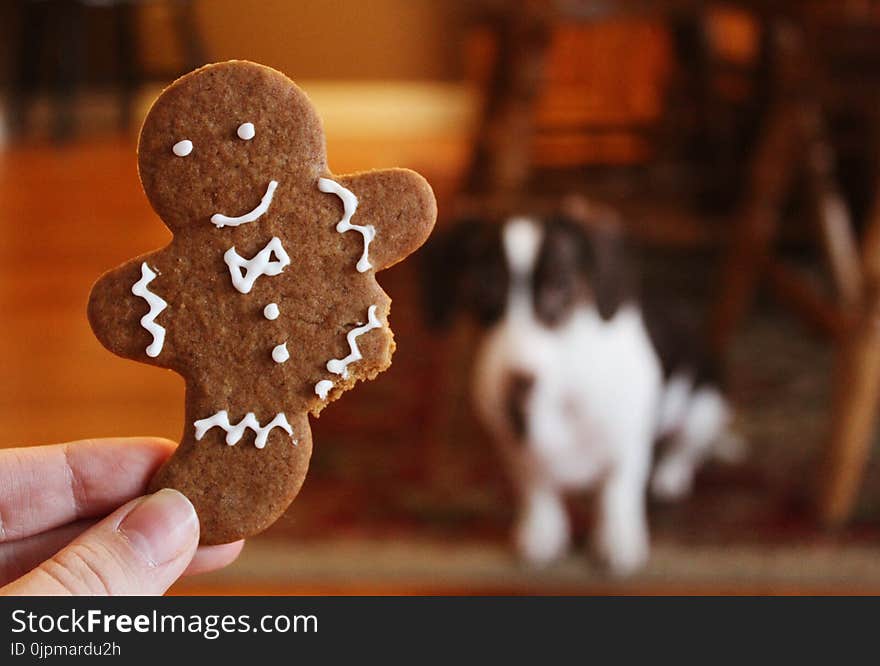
237 122 255 140
172 139 193 157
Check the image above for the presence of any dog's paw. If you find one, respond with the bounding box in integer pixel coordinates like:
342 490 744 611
514 500 570 567
593 521 649 577
515 523 569 567
651 457 694 502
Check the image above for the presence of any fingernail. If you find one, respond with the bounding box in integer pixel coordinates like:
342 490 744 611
118 489 199 566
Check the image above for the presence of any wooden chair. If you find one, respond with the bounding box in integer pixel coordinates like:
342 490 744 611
709 6 880 526
8 0 205 142
459 0 767 233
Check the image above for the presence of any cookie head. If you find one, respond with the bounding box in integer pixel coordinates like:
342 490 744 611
137 60 327 232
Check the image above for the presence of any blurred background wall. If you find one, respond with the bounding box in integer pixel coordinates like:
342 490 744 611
0 0 468 84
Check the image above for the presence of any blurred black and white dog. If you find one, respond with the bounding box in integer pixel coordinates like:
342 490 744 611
423 203 739 575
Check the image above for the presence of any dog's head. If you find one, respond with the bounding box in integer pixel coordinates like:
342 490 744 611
421 200 635 329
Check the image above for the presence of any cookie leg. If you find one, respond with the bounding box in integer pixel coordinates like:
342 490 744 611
149 407 312 545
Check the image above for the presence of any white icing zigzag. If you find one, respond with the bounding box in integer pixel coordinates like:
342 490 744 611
327 305 382 379
318 177 375 273
314 305 382 399
194 410 295 449
211 180 278 228
131 262 168 358
224 237 291 294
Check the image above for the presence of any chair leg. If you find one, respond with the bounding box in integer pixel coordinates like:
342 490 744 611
819 292 880 525
9 0 47 137
708 101 799 355
114 2 139 132
173 0 206 73
802 104 863 309
709 20 813 355
50 0 85 142
462 0 551 199
819 198 880 525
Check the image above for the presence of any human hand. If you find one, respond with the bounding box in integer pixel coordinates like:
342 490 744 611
0 437 243 595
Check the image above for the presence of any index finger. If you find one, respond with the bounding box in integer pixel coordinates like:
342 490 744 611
0 437 175 543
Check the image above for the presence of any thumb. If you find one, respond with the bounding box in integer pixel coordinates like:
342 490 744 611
1 489 200 596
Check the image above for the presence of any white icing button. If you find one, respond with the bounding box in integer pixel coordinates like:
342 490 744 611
172 139 193 157
271 343 289 364
237 122 255 140
263 303 280 320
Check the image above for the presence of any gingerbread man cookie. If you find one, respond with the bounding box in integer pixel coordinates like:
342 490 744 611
88 61 437 544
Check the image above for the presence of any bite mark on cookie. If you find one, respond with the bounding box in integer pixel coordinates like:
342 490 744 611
326 305 382 379
314 304 382 398
315 380 334 400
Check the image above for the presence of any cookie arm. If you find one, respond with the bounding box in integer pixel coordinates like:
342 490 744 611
339 168 437 272
87 255 171 365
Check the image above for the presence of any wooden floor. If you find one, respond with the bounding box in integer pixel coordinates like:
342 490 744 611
171 537 880 596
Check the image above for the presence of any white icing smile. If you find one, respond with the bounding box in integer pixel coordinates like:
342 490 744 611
211 180 278 228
